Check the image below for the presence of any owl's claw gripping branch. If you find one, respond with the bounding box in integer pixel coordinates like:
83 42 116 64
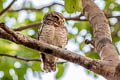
85 39 95 47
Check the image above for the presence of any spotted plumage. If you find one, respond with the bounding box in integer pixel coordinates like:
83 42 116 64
38 12 68 72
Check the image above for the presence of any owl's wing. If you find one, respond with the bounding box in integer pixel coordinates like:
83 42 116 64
63 26 68 45
38 23 55 44
38 23 56 72
38 23 43 40
54 26 68 48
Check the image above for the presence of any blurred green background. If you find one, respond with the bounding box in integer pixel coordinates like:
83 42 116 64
0 0 120 80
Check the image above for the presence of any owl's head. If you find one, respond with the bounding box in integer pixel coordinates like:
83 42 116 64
43 11 65 27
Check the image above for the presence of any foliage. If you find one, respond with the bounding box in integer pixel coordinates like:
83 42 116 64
0 0 120 80
65 0 82 13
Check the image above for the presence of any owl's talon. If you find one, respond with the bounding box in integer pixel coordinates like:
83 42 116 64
65 48 67 50
58 46 62 48
85 39 95 47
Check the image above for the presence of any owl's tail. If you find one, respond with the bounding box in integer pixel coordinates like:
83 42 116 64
41 53 56 72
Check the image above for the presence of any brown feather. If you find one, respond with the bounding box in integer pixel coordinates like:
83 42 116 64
38 11 68 72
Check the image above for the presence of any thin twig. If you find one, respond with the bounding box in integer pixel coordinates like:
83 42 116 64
13 16 84 31
0 0 16 16
65 16 86 21
0 53 66 64
0 53 41 62
8 2 63 12
13 15 120 31
13 22 41 31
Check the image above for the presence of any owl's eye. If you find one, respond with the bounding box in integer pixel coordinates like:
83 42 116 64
54 16 59 21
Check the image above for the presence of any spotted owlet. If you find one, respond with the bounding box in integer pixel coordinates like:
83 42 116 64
38 12 68 72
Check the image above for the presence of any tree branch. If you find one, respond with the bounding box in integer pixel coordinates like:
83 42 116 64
82 0 119 60
13 17 84 31
0 0 120 79
82 0 119 79
13 15 85 31
0 53 65 64
0 53 41 62
65 14 86 21
0 23 109 76
13 15 120 31
13 22 41 31
0 0 16 16
8 2 63 12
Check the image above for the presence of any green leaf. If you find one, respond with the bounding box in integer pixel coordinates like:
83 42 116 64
75 0 82 11
86 69 98 78
49 7 55 12
31 62 43 72
73 21 92 33
79 42 85 50
15 67 27 80
56 64 64 79
68 32 73 39
85 52 100 59
65 0 82 13
112 36 120 44
0 57 15 80
0 0 6 11
36 11 44 21
1 0 6 2
7 12 19 19
93 73 98 78
104 0 110 10
113 3 120 11
65 0 75 13
86 69 91 74
0 0 3 11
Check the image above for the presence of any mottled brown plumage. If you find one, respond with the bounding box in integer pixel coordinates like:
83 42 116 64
38 12 68 72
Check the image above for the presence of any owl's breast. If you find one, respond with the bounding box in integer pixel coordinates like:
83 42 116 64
38 24 55 44
53 27 68 48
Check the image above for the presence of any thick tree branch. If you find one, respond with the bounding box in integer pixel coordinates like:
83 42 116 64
82 0 119 79
8 2 63 12
114 63 120 79
0 0 16 16
0 23 110 76
82 0 119 60
0 0 120 79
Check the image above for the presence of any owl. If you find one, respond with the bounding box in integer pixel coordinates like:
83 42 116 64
38 12 68 72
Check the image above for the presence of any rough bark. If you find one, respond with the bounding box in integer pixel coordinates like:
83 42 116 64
0 0 119 79
0 23 116 78
82 0 120 80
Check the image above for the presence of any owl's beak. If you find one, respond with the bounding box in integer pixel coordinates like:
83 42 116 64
54 23 59 27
